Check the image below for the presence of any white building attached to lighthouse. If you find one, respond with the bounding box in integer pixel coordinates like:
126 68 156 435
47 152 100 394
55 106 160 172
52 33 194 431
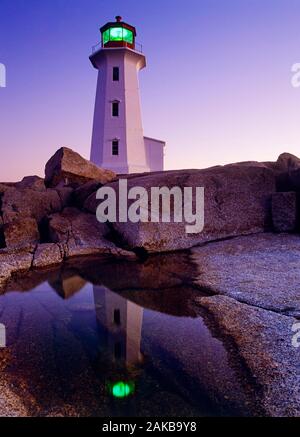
90 16 165 174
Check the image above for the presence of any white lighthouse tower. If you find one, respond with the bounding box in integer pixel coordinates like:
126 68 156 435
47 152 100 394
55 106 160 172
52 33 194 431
90 16 165 174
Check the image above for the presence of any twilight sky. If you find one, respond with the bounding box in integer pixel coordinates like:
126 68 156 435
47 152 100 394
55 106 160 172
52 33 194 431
0 0 300 181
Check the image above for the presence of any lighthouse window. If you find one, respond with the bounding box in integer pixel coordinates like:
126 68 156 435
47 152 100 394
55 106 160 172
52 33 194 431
113 67 119 81
114 342 122 360
112 101 119 117
113 309 121 325
112 140 119 156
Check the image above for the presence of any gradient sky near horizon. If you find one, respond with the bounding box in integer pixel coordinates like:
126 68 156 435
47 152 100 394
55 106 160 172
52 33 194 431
0 0 300 181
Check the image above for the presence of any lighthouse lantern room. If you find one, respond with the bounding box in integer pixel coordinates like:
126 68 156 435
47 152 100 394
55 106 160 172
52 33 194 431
101 15 136 49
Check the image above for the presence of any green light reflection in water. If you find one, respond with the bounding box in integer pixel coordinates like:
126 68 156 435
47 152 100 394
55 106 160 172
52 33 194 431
111 381 135 398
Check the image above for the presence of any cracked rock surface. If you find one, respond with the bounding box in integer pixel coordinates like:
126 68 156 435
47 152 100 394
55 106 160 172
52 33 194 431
192 233 300 416
48 207 135 259
196 295 300 416
191 233 300 317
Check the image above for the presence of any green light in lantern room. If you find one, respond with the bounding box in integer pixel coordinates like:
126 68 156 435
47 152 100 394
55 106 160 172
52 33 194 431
103 27 134 45
110 27 123 40
112 381 134 398
103 29 110 45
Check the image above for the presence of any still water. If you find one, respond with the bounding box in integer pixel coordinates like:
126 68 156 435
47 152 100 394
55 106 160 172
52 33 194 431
0 253 262 416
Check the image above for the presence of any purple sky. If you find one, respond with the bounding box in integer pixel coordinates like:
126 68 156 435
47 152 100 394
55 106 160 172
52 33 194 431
0 0 300 181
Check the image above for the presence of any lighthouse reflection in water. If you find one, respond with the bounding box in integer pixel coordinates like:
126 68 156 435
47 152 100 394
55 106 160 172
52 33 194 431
93 285 143 398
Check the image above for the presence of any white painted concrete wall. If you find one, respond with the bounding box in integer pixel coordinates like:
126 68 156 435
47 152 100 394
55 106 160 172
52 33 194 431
144 136 165 172
90 48 150 174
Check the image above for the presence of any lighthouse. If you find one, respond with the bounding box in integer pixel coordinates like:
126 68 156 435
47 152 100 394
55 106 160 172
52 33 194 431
90 16 165 174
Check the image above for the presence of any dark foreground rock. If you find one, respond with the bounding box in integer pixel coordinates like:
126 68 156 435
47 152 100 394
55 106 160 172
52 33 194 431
0 183 62 225
196 295 300 416
0 181 65 248
3 217 40 249
191 233 300 316
48 207 135 259
0 230 135 290
272 191 298 232
190 232 300 416
0 248 34 288
15 175 46 191
273 152 300 191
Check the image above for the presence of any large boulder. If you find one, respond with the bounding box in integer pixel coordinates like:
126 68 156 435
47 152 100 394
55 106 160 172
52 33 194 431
272 192 298 232
0 181 68 249
54 186 74 207
277 168 300 192
15 175 46 191
48 207 135 259
274 152 300 173
31 243 64 269
0 185 62 224
85 165 276 252
0 247 34 289
45 147 116 188
196 295 300 416
273 153 300 191
3 217 40 249
73 180 102 208
224 160 274 169
191 233 300 316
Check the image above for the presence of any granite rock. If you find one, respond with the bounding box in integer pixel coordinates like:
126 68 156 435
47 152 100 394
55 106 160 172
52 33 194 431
196 295 300 416
15 175 46 191
3 217 40 249
0 248 34 289
191 233 300 317
32 243 64 269
48 207 135 259
45 147 116 188
85 165 275 252
272 191 297 232
0 185 62 224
